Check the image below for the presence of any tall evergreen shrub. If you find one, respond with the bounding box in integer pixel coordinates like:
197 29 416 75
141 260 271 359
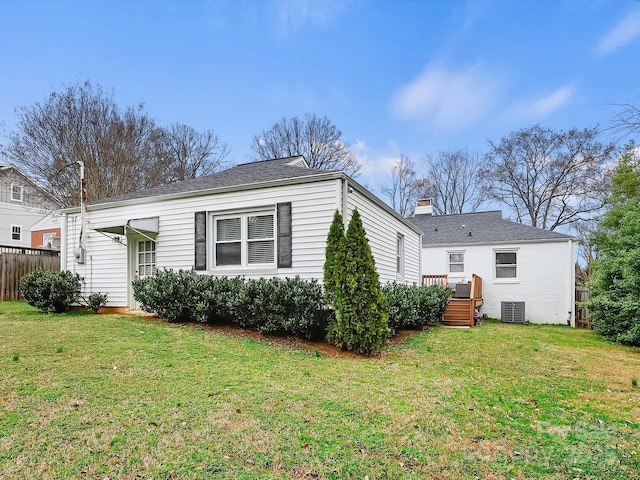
327 208 390 354
323 209 345 305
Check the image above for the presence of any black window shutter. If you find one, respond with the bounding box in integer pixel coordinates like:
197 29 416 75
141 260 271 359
277 202 292 268
194 211 207 270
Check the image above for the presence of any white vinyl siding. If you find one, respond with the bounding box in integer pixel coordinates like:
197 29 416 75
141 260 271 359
62 177 423 307
346 187 421 285
63 180 340 306
0 203 49 246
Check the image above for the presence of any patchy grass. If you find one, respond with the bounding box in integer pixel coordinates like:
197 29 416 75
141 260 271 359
1 301 639 479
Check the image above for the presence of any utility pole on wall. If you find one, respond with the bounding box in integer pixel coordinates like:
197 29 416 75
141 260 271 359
75 161 86 264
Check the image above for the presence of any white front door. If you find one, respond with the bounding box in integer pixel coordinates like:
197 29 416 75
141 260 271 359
128 237 157 309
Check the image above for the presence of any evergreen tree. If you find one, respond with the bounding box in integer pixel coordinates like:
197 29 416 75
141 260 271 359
323 210 345 305
326 209 390 354
589 143 640 345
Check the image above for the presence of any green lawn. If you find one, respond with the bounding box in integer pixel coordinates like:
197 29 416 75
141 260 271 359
1 302 639 479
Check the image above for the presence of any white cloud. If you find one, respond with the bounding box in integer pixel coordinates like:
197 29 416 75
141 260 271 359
272 0 348 41
353 150 400 194
359 154 398 178
390 63 501 131
510 86 574 120
596 8 640 55
352 139 370 153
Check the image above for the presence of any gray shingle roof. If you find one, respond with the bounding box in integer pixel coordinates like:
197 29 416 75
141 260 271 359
409 211 572 246
92 156 335 206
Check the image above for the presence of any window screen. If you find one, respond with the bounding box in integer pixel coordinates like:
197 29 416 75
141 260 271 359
496 251 517 278
449 252 464 273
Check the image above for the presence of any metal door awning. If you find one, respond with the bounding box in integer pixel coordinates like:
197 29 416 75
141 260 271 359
94 217 159 242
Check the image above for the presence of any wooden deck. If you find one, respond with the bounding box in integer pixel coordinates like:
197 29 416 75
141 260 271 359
422 274 483 327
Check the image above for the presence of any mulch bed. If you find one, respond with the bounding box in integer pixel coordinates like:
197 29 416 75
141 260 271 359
136 314 426 358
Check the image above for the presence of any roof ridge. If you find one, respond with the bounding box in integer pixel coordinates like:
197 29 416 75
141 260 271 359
235 155 305 167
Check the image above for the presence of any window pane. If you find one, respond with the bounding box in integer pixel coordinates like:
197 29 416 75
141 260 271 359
217 218 241 241
496 252 516 265
11 186 22 200
248 215 274 240
248 240 274 264
216 242 241 265
450 264 464 273
449 253 464 263
496 266 517 278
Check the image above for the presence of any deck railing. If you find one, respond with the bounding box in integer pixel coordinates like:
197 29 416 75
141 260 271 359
422 274 448 287
471 274 483 303
422 273 483 327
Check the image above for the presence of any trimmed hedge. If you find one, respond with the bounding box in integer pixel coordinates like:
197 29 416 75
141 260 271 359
132 271 332 340
132 269 450 345
383 283 451 336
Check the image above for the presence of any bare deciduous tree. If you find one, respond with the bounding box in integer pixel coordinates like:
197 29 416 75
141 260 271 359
482 124 615 230
609 102 640 137
382 154 433 217
159 123 229 182
250 113 361 177
1 82 228 207
424 149 487 215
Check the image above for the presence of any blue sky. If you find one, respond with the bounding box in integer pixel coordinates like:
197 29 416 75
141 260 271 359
1 0 639 195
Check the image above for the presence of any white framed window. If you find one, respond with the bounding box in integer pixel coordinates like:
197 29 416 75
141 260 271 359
11 184 23 202
495 250 517 279
11 225 22 241
396 234 404 277
448 251 465 273
137 240 157 278
214 210 275 267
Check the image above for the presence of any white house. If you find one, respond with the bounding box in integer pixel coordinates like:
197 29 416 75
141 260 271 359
0 165 60 248
409 200 575 325
60 156 423 310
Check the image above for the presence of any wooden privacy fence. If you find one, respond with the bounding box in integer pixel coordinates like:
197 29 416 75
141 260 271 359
0 253 60 301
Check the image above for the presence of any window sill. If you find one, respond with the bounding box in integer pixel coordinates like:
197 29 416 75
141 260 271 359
209 266 278 277
493 278 520 284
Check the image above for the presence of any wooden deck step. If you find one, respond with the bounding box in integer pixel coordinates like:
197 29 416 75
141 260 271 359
443 299 474 327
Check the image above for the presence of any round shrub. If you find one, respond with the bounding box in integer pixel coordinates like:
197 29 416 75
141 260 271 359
85 292 108 313
19 269 82 313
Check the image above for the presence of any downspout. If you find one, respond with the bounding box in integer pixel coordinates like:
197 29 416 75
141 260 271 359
418 232 423 286
341 177 349 218
569 238 575 327
60 213 67 269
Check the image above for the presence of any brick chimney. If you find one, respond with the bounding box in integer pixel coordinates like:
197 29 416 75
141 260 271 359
415 198 433 216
